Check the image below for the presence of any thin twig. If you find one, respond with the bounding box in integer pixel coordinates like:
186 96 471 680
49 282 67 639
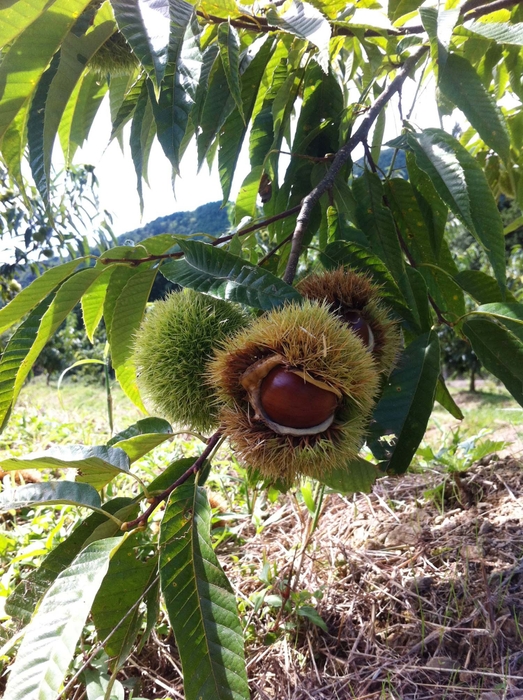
100 205 301 266
258 232 294 267
121 429 223 531
283 46 428 285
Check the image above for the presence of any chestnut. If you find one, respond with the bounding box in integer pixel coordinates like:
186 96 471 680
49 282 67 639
260 366 338 430
340 310 374 351
240 355 341 437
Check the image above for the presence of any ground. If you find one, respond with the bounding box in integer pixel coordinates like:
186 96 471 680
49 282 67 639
1 377 523 699
129 456 523 700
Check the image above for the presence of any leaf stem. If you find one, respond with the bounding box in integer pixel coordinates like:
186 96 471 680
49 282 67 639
121 430 223 531
283 46 429 285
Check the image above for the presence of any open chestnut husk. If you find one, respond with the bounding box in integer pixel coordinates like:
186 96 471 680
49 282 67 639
208 301 380 483
297 267 401 376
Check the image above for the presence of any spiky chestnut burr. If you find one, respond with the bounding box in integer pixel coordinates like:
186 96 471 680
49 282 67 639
297 267 401 375
133 289 248 433
208 301 380 483
88 31 139 77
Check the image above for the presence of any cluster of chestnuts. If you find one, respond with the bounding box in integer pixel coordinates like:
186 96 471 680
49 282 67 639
133 268 401 484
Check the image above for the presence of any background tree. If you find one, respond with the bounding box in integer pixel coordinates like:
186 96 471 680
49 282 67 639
1 1 523 699
0 164 115 298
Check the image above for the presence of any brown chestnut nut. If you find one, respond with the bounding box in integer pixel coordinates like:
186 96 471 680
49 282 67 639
259 366 338 431
341 310 374 350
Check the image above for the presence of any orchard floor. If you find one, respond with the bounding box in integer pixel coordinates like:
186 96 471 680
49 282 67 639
3 377 523 699
125 380 523 699
129 456 523 700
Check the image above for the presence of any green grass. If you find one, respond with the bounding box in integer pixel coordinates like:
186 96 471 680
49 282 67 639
422 378 523 459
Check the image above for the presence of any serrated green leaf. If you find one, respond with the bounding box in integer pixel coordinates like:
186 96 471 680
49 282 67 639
471 301 523 329
406 129 506 291
267 1 330 72
440 53 510 163
81 266 114 342
454 270 514 304
388 0 423 22
218 21 244 121
318 457 378 494
406 266 432 333
249 106 274 169
385 178 465 320
0 445 131 491
463 316 523 406
109 266 155 410
370 331 440 474
160 484 249 700
1 111 25 184
420 7 459 74
110 75 146 142
435 376 464 420
149 2 201 171
103 266 141 348
419 265 465 321
2 537 122 700
92 535 157 658
111 0 170 87
116 358 147 412
0 259 84 335
0 0 92 142
464 20 523 45
110 267 157 369
219 37 274 203
36 3 116 198
353 172 417 313
0 296 54 432
234 165 264 225
200 0 240 17
161 239 302 310
27 51 61 201
5 498 133 629
60 70 108 164
9 267 105 415
0 481 102 512
147 456 207 495
108 417 174 462
197 51 235 167
0 1 52 46
371 108 386 165
130 79 151 209
406 151 448 259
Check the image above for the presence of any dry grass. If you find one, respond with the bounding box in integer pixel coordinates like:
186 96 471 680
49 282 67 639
126 456 523 699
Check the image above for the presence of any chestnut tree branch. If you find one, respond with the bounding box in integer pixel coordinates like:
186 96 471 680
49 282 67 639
282 45 428 285
121 429 223 532
100 204 301 266
198 0 523 39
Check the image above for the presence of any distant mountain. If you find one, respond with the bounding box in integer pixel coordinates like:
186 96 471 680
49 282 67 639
117 200 231 245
